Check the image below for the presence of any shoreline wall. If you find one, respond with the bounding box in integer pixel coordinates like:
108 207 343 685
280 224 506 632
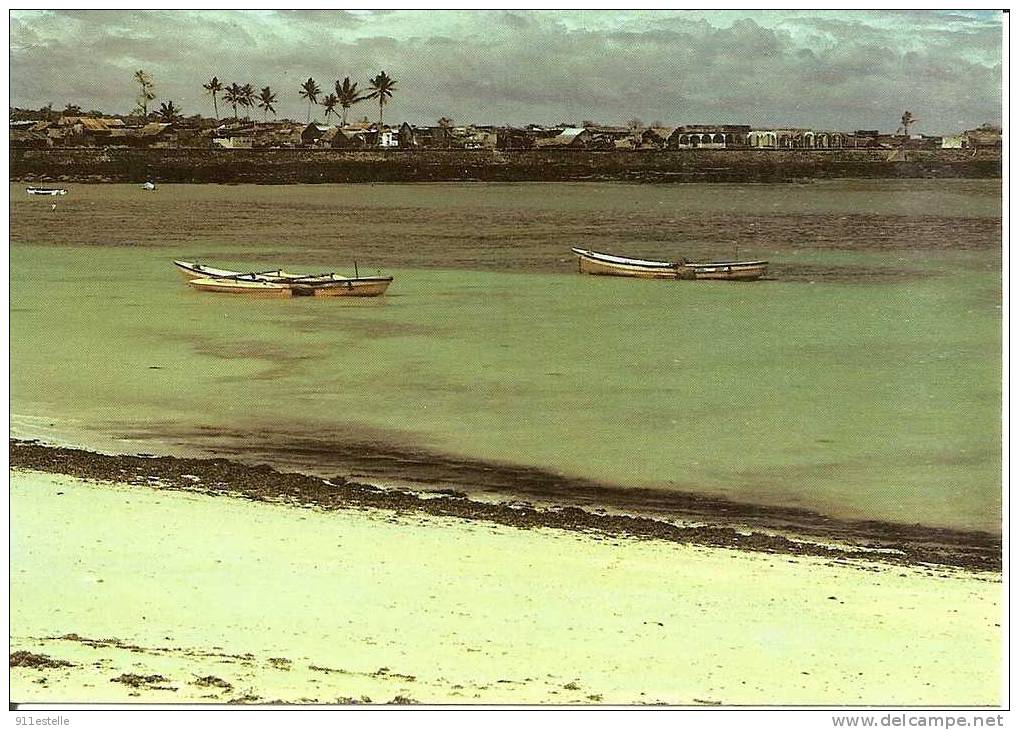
10 147 1001 184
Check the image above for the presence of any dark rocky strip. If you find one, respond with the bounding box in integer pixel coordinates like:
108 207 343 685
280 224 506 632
11 148 1001 185
10 439 1000 572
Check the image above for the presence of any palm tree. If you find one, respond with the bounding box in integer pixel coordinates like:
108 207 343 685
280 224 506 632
203 76 223 119
335 76 363 126
134 69 155 117
223 82 243 120
321 92 340 123
366 71 397 131
239 83 256 120
157 100 182 122
900 110 917 136
257 86 278 121
299 77 321 123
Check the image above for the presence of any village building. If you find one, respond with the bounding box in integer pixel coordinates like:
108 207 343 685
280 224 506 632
670 125 750 149
533 127 591 149
396 122 419 148
396 121 474 148
373 127 399 148
460 128 497 150
427 125 455 148
849 130 881 148
747 128 846 149
496 128 536 150
301 123 333 147
126 122 174 148
261 122 305 148
580 125 633 149
330 128 371 149
212 135 254 149
39 116 129 146
10 120 58 147
964 124 1001 148
809 131 848 148
938 125 1000 150
10 125 54 148
909 134 944 149
637 127 676 149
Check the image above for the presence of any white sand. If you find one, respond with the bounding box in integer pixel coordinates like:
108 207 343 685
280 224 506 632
10 470 1001 705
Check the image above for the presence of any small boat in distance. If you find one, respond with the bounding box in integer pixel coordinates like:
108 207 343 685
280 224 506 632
142 181 156 191
174 260 393 297
571 248 768 281
27 187 68 196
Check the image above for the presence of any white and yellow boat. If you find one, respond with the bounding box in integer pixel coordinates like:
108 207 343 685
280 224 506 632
187 277 294 298
571 248 768 281
175 260 393 297
173 261 287 282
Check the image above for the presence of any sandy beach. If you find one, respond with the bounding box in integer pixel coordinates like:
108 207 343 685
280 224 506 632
10 462 1001 705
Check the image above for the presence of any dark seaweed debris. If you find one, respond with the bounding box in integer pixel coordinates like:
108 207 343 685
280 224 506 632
9 439 1000 571
110 673 176 690
10 652 74 670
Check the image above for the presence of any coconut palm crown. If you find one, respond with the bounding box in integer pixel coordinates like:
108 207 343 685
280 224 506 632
257 86 278 120
366 71 397 129
299 77 322 123
335 76 364 126
321 92 340 122
157 100 182 122
202 76 223 119
239 83 256 119
223 82 243 120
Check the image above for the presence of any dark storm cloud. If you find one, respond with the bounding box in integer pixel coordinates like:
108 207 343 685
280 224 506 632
9 9 1002 133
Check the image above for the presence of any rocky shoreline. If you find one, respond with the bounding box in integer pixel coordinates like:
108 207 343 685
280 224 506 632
10 439 1001 572
10 147 1002 184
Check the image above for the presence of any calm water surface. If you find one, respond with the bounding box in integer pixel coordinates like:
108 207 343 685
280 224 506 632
9 181 1002 531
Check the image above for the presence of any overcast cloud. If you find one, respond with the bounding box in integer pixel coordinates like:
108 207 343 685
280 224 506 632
9 9 1002 133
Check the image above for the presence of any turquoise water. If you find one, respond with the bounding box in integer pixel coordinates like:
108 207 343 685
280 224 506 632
9 181 1002 531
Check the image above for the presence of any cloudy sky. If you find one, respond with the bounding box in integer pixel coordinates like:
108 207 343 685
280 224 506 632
9 9 1003 133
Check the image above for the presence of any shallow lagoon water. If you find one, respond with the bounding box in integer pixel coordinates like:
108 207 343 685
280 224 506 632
9 181 1002 532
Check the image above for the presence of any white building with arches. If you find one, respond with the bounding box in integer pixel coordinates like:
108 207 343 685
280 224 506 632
747 129 847 149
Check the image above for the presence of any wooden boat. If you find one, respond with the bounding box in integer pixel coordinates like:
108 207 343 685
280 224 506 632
174 260 286 281
571 248 767 281
26 187 67 196
188 277 293 298
175 260 393 297
188 276 392 298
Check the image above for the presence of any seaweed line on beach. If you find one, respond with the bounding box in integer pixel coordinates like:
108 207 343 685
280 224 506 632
9 439 1000 572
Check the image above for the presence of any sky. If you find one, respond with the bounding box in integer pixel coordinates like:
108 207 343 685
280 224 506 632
8 9 1003 133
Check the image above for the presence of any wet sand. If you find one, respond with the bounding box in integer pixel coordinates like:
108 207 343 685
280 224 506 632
10 468 1001 705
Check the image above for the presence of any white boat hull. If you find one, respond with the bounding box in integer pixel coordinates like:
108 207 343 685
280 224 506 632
571 248 767 281
176 261 393 297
